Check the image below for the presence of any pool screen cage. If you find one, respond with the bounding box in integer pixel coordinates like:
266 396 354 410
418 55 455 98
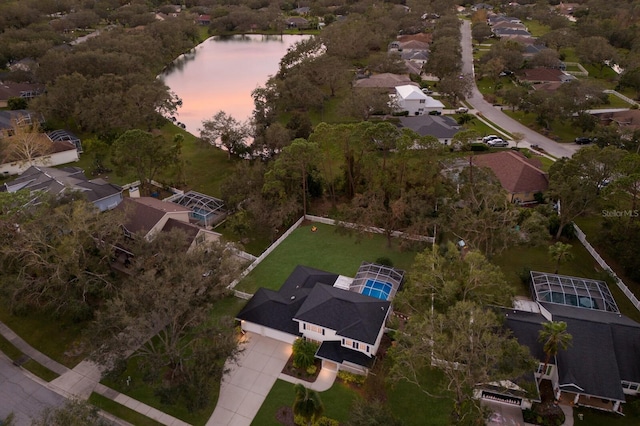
530 271 619 313
349 262 405 301
165 190 226 227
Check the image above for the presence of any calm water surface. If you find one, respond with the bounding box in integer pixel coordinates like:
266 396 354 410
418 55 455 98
161 34 310 136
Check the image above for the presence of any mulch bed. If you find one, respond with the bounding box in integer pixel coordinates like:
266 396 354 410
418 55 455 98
280 353 322 383
275 406 296 426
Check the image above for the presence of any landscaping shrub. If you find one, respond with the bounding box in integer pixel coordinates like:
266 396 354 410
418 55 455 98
391 111 409 117
337 371 366 387
374 256 393 267
519 267 532 285
306 365 317 375
293 339 318 370
470 143 488 151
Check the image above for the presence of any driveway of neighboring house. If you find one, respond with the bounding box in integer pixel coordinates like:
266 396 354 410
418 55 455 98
206 332 292 426
483 400 525 426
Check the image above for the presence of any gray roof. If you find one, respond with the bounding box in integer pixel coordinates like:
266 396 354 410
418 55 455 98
399 115 461 139
0 109 44 130
3 166 121 204
316 340 375 368
237 265 391 356
503 302 640 402
295 283 390 344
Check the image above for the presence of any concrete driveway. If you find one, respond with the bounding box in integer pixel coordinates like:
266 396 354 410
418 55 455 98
483 400 525 426
206 332 292 426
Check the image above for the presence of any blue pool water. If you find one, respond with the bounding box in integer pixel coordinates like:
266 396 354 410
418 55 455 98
361 279 393 300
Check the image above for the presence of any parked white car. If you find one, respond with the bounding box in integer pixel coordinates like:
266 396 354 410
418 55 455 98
482 135 499 143
487 138 509 147
456 107 469 113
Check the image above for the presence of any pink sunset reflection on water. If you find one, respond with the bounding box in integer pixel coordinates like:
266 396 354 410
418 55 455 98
160 34 310 136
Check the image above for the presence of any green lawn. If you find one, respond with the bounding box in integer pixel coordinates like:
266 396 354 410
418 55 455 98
235 222 421 293
99 295 246 426
88 393 164 426
251 379 359 426
387 368 453 426
575 405 640 426
157 123 235 197
0 309 86 368
523 19 550 38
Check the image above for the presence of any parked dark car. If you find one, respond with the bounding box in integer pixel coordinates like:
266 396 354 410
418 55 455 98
428 110 442 115
575 137 592 145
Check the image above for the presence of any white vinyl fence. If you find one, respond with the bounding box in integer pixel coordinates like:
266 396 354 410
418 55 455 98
573 223 640 312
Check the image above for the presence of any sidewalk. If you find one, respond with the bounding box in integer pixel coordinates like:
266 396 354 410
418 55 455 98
0 320 190 426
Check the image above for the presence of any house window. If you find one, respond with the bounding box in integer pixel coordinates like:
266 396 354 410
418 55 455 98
622 381 640 391
352 341 359 349
419 99 426 104
342 338 352 348
306 324 324 335
536 363 552 376
366 345 369 353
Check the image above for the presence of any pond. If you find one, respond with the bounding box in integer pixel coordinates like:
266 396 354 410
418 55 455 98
160 34 310 136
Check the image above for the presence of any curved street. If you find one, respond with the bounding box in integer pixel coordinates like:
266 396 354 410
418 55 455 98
459 20 580 159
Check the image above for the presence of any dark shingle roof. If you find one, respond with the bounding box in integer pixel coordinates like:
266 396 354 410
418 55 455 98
503 305 640 402
295 283 390 344
316 340 375 368
399 115 461 139
236 288 304 336
4 165 121 204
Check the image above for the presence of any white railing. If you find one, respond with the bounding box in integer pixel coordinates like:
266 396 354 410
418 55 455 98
573 223 640 312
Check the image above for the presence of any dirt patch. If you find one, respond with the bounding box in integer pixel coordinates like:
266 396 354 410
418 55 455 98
275 406 295 426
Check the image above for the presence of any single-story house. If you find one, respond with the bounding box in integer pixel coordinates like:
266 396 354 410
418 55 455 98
353 73 418 91
493 28 532 38
491 21 528 32
237 263 405 374
488 15 522 26
2 166 123 211
471 151 548 203
516 67 574 85
392 84 444 116
499 271 640 414
0 109 44 138
398 115 462 145
0 81 45 107
285 16 309 29
117 197 221 248
0 138 79 176
593 110 640 132
196 14 210 25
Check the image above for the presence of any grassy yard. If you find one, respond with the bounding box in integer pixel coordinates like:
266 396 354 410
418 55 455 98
523 19 550 38
99 295 246 426
0 309 86 368
386 367 453 426
89 393 164 426
575 405 640 426
252 379 359 426
235 222 422 294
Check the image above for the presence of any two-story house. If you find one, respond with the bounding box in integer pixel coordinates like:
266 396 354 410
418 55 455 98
237 263 405 374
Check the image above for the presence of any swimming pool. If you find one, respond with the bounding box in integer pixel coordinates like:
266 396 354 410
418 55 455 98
361 279 393 300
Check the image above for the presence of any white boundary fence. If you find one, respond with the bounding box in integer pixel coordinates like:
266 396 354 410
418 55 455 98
228 216 305 291
573 223 640 312
304 214 435 243
228 215 434 297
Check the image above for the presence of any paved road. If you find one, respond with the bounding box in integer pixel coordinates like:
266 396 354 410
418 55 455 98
0 354 65 426
459 20 580 159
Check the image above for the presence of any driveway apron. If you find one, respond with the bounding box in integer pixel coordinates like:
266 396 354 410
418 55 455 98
207 332 292 426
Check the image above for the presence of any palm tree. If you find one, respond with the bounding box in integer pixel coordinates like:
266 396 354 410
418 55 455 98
537 321 572 385
548 242 574 274
292 383 324 426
